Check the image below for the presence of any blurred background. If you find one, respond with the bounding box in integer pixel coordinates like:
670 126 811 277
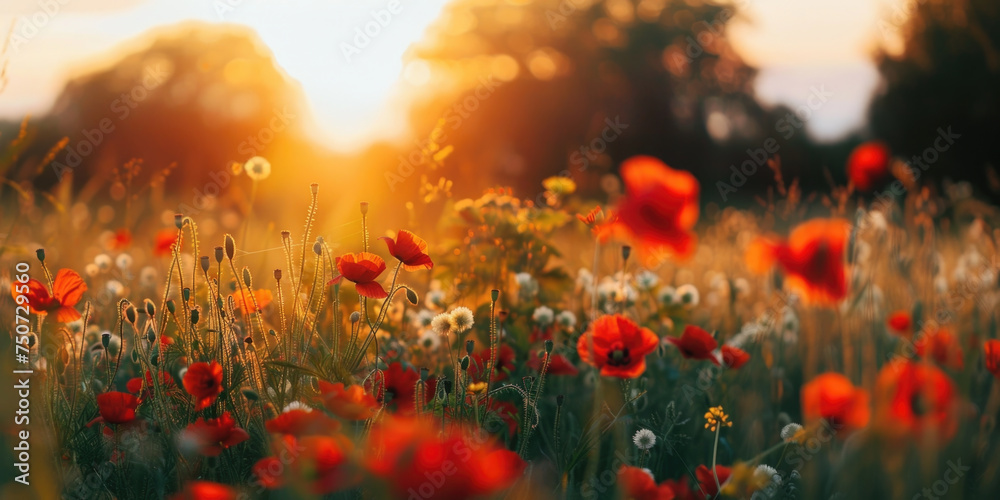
1 0 999 218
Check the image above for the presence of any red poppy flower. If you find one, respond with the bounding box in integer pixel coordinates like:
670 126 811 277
915 328 965 369
334 252 387 299
183 361 223 411
874 360 958 443
887 310 912 337
527 352 579 376
170 481 236 500
577 314 659 378
319 381 378 420
847 141 891 191
720 345 750 369
252 457 284 490
89 391 139 426
231 288 273 314
110 228 132 250
127 370 175 402
182 412 249 457
695 464 732 498
471 344 517 382
265 408 342 437
375 362 421 413
381 230 434 271
666 325 719 364
365 417 524 499
12 268 87 322
618 466 676 500
985 340 1000 378
747 218 849 305
154 228 179 257
297 435 357 494
612 156 700 261
802 373 870 435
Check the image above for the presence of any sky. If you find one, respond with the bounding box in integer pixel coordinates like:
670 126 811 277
0 0 913 150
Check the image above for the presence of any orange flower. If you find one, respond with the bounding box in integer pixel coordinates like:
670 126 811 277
666 325 719 364
12 268 87 322
319 381 378 420
181 412 249 457
720 345 750 369
618 466 676 500
874 360 958 443
183 361 223 411
110 228 132 250
985 340 1000 378
88 391 139 426
381 230 433 271
365 416 524 499
265 408 342 437
695 464 732 498
252 457 284 490
170 481 236 500
886 310 912 337
915 328 965 369
153 228 179 257
612 156 700 260
334 252 387 299
747 218 849 305
231 288 273 313
577 314 659 378
801 373 870 435
847 141 891 191
296 435 357 494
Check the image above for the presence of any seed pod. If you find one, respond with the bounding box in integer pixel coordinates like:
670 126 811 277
274 269 282 281
146 328 156 343
313 240 322 255
544 339 553 354
200 256 210 273
556 394 564 406
281 230 290 242
350 311 361 323
465 340 475 355
224 234 235 260
491 289 499 302
242 267 252 287
35 248 45 262
359 201 368 215
244 336 253 345
268 329 276 337
125 305 136 324
405 288 418 305
190 308 200 325
622 245 632 262
419 367 429 382
174 213 184 229
310 183 319 196
182 287 191 302
101 332 111 348
166 299 176 314
214 246 224 264
144 299 155 317
460 356 470 370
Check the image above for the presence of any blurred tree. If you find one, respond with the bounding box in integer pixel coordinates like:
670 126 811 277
869 0 1000 200
395 0 780 202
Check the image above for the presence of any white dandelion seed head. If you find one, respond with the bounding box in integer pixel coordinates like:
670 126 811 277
244 156 272 181
754 464 781 487
450 307 475 333
282 401 311 413
780 423 803 441
636 270 660 290
106 280 125 297
115 253 133 270
94 254 112 271
515 272 534 287
431 313 455 335
532 306 554 327
412 309 435 328
140 266 158 287
657 286 677 306
733 278 750 298
576 268 594 290
418 329 441 350
425 289 446 309
676 284 699 309
556 310 577 329
632 428 656 450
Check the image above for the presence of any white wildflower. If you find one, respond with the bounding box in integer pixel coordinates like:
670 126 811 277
632 428 656 450
676 284 699 309
431 313 455 335
532 306 554 326
635 270 659 290
556 310 577 330
450 306 475 333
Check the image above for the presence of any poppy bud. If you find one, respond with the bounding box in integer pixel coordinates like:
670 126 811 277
150 353 158 366
268 329 276 337
101 332 111 348
405 288 418 305
166 299 176 314
35 248 45 262
144 299 155 317
350 311 361 323
622 245 632 262
182 287 191 302
460 356 470 370
465 340 475 355
245 336 253 345
310 183 319 196
281 230 290 242
125 305 136 324
442 379 453 394
174 214 183 229
214 246 224 264
190 308 200 325
225 234 235 260
242 388 259 401
200 256 210 273
556 394 564 406
491 289 499 302
360 201 368 215
146 329 156 343
242 268 252 287
313 240 322 255
274 269 282 281
419 367 429 382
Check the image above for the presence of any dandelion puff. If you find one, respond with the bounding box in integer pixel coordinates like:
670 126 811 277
244 156 272 181
754 464 781 487
431 313 455 335
418 329 440 350
657 286 677 306
282 401 311 413
412 309 435 328
676 284 699 309
532 306 554 327
450 307 475 333
780 423 803 442
636 270 659 290
632 428 656 450
115 253 133 270
556 310 577 330
94 254 112 271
